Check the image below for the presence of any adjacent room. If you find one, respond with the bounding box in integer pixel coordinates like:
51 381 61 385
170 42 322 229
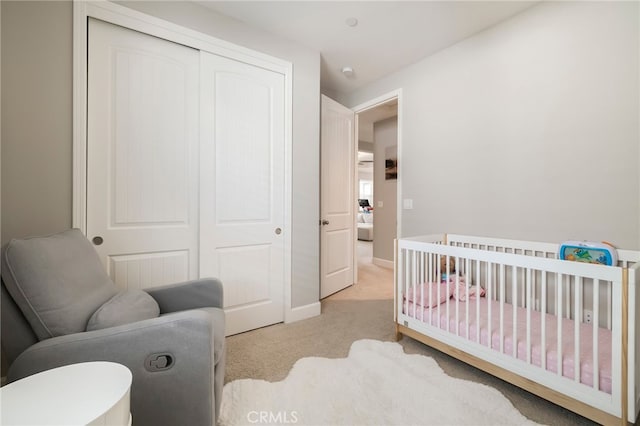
2 1 639 425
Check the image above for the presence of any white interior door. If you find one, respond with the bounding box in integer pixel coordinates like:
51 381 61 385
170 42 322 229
199 51 285 335
87 19 199 290
320 95 356 298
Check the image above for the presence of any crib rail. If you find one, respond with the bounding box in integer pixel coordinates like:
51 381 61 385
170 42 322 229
395 234 636 422
629 261 640 422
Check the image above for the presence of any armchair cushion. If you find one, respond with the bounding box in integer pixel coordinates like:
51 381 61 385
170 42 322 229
2 229 117 340
145 278 224 313
87 290 160 331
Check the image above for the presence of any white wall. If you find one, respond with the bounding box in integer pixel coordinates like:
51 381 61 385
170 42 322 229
359 122 374 143
358 167 374 207
346 1 640 249
358 167 373 182
373 117 398 261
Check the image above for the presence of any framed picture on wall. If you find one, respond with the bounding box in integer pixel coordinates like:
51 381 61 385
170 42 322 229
385 146 397 180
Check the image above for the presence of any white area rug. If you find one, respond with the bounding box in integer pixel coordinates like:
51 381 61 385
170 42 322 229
219 339 539 425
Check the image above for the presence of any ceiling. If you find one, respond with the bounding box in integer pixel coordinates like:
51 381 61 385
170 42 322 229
358 98 397 124
197 1 537 95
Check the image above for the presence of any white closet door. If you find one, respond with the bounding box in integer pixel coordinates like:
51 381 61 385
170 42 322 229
200 51 285 335
87 19 200 290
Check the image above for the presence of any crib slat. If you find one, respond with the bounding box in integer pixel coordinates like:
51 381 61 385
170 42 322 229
499 263 505 354
423 253 428 321
408 249 413 318
476 259 481 344
521 265 526 307
593 279 600 390
413 250 425 321
465 257 471 340
493 261 498 303
541 271 547 371
512 265 518 358
607 281 612 330
400 248 404 314
445 256 450 332
527 268 532 364
557 273 564 378
455 256 460 336
487 261 493 350
565 275 571 319
427 253 433 321
405 249 411 318
437 254 441 328
415 251 419 319
574 275 581 383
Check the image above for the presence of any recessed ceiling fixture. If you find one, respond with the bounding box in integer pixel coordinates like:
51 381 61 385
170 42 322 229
341 66 354 78
345 17 358 27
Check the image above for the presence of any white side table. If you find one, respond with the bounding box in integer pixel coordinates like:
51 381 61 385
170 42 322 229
0 362 132 426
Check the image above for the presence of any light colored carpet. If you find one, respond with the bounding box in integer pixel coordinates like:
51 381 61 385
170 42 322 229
224 249 596 425
220 339 539 426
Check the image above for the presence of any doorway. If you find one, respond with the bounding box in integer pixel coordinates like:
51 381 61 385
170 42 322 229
319 90 401 301
327 95 398 302
355 97 398 273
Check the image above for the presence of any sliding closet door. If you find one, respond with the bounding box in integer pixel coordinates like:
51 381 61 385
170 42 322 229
200 51 285 335
87 19 200 290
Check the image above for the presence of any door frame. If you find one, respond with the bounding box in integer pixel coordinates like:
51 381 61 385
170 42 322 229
352 89 403 271
72 0 294 320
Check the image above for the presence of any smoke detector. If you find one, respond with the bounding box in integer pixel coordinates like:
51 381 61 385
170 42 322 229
345 17 358 27
341 66 354 78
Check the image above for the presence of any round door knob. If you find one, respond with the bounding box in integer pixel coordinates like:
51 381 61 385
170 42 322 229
92 236 104 246
275 228 282 235
321 220 330 225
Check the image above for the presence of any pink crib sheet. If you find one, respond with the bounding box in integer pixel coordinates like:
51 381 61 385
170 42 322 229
403 295 612 393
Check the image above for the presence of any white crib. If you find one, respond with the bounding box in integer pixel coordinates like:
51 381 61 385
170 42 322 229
395 234 640 425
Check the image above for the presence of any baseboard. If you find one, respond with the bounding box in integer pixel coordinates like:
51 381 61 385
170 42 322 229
373 257 393 269
285 302 321 323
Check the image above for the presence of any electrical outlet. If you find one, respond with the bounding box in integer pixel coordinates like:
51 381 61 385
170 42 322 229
584 310 593 324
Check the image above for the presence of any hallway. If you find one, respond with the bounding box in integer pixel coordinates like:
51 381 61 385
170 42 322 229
327 241 393 301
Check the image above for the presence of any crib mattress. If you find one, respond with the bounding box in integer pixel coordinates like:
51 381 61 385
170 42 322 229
403 296 612 393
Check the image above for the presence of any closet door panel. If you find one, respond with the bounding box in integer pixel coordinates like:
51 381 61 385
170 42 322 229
87 18 200 290
214 72 272 224
200 51 285 335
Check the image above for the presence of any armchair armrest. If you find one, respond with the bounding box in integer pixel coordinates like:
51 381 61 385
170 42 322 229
145 277 224 313
7 309 223 426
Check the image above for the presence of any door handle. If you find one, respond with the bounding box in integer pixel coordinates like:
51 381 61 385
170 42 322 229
275 228 282 235
92 236 104 246
321 220 330 226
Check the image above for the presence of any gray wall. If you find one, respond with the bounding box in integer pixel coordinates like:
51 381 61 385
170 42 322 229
373 117 398 261
1 1 73 245
346 1 640 249
1 1 321 308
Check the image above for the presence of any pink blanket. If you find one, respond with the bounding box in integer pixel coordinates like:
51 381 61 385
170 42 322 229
402 296 612 393
406 277 485 307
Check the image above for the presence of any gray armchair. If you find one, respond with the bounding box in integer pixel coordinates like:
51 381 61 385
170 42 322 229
1 229 225 426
